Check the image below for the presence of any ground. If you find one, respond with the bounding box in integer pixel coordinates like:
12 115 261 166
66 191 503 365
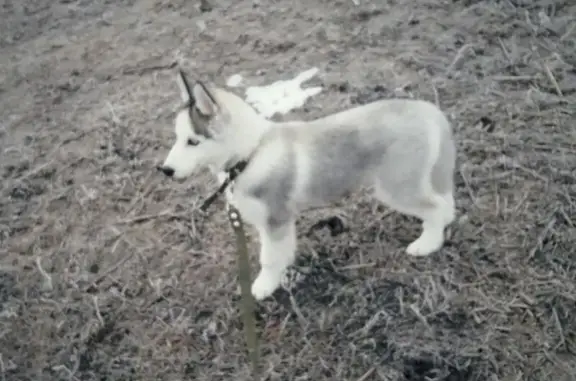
1 0 575 380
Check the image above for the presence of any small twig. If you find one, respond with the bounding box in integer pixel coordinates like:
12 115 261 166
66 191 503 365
336 263 376 271
498 37 512 63
558 207 574 228
458 167 481 209
395 286 405 316
493 75 535 81
93 296 105 326
409 303 432 332
87 235 135 289
502 156 549 182
528 212 557 259
122 61 177 76
116 210 187 224
542 64 563 96
51 365 80 381
124 172 156 215
560 22 576 41
35 257 53 291
551 307 566 351
11 161 55 185
0 353 6 381
106 101 121 126
431 81 440 107
446 44 474 76
289 293 309 329
356 367 376 381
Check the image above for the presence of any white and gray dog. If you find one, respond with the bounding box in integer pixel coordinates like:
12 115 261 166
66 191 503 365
159 70 456 301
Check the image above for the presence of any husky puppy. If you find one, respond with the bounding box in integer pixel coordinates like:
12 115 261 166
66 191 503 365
160 71 456 301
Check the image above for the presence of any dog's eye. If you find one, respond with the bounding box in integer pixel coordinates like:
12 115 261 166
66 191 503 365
187 138 200 146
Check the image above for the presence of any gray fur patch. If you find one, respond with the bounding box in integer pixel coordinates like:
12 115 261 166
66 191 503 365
189 106 213 139
305 128 387 203
248 147 296 233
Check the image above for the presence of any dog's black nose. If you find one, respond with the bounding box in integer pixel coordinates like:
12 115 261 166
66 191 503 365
159 166 175 177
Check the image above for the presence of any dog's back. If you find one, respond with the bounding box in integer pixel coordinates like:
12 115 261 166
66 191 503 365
239 98 454 210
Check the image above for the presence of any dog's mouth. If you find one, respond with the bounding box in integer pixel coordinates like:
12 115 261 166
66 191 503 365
156 165 200 182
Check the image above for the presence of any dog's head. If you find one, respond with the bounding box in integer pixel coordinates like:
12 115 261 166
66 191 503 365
159 70 234 179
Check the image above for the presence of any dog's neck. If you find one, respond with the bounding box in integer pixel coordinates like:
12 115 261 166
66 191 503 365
201 115 271 213
222 113 274 170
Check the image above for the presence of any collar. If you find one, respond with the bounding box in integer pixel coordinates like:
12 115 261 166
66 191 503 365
199 160 248 212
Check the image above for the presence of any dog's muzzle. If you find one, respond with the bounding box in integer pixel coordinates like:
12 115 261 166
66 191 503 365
157 166 175 177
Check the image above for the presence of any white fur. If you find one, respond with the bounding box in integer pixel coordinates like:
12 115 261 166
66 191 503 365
161 73 457 301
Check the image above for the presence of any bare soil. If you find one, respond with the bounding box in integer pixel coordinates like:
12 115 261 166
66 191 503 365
1 0 575 380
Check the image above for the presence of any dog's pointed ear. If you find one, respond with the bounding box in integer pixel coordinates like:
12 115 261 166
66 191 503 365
177 69 193 104
192 81 218 116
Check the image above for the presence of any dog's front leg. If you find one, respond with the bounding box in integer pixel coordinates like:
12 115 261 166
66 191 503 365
251 220 297 301
231 191 297 300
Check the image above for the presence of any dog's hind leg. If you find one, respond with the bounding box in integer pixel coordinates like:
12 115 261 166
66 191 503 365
404 194 451 256
440 191 456 227
374 186 452 256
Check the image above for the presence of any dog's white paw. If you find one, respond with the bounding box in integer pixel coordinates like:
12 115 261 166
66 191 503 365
251 270 281 301
406 234 443 257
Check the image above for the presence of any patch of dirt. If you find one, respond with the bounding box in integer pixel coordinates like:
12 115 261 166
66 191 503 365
1 0 575 380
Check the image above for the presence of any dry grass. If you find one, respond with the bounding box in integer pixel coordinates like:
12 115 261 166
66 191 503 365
1 0 575 380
